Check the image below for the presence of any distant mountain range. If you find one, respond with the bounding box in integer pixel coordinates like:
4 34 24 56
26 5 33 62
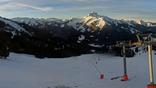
0 12 156 58
12 12 156 32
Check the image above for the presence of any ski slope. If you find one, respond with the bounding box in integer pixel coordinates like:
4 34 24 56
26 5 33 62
0 52 155 88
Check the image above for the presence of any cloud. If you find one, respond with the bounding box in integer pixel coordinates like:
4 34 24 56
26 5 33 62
58 0 108 2
0 2 54 12
0 0 11 2
0 0 155 21
17 3 54 12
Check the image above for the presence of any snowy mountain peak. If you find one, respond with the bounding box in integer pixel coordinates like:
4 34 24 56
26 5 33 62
135 19 147 25
88 12 100 17
83 12 106 31
135 19 154 27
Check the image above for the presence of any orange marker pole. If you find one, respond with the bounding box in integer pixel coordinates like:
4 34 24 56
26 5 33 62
121 43 129 81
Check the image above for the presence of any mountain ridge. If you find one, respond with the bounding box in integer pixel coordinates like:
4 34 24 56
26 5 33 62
12 12 156 28
0 12 156 58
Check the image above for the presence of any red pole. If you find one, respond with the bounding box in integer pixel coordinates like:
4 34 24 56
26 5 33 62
100 74 104 80
121 43 129 81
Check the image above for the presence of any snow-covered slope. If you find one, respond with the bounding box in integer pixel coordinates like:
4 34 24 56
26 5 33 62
12 17 63 26
0 52 155 88
0 17 31 36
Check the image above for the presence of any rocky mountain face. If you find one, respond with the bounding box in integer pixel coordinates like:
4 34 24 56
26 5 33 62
0 16 32 58
0 12 156 58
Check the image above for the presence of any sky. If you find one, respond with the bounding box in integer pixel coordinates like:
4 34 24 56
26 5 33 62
0 0 156 22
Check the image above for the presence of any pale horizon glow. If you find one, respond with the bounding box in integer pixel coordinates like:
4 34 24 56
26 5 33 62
0 0 156 22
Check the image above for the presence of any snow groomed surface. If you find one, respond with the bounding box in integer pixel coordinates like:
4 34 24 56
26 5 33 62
0 52 155 88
